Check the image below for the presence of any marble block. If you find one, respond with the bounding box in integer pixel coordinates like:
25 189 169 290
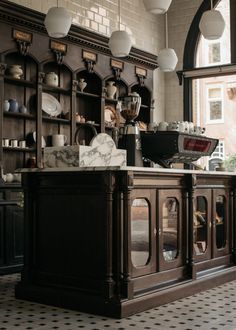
43 133 126 168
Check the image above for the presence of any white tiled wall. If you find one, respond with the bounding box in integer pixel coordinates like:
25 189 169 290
8 0 202 122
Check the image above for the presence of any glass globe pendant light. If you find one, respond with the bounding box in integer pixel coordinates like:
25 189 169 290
44 0 72 38
158 13 178 72
108 0 132 57
143 0 172 14
199 0 225 40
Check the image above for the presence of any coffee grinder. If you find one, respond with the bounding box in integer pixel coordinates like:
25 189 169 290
118 92 143 166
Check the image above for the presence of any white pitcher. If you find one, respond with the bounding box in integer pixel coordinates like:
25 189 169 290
52 134 67 147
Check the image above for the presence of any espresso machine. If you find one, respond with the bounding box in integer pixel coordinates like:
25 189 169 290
118 92 143 166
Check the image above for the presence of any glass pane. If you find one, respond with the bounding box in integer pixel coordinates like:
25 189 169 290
131 198 150 267
194 196 207 255
162 198 178 261
216 195 226 249
208 88 221 98
196 0 230 68
209 101 222 120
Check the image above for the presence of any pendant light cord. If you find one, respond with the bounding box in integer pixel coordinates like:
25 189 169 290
211 0 213 9
118 0 121 30
165 13 168 49
57 0 59 7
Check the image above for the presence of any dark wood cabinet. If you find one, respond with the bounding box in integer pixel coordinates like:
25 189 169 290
15 169 236 318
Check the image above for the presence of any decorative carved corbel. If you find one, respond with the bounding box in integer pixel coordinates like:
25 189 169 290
50 40 67 65
13 29 32 56
111 59 124 81
82 50 97 74
135 66 147 86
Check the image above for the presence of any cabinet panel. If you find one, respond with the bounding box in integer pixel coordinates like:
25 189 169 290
5 205 24 265
0 207 4 266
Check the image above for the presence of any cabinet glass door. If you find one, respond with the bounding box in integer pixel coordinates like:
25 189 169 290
131 198 150 267
162 197 178 262
193 191 211 261
159 190 183 271
213 190 229 258
215 195 226 249
130 189 156 277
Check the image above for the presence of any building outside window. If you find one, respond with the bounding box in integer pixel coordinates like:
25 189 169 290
206 85 224 123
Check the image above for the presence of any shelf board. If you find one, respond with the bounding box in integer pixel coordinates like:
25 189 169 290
3 146 35 152
42 84 71 95
4 111 35 119
4 76 35 88
42 116 71 125
105 98 118 103
76 122 100 127
77 91 100 99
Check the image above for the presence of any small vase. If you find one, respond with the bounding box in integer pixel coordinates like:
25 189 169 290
9 65 23 79
106 81 117 99
19 105 27 114
8 99 19 112
3 100 10 111
78 78 87 92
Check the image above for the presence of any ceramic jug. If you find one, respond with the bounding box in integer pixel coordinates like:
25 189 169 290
19 105 27 114
78 78 87 92
8 99 18 112
106 81 117 99
45 72 59 87
52 134 67 147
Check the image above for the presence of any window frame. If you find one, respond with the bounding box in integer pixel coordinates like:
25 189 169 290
180 0 236 122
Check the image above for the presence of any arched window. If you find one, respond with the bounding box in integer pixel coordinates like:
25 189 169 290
181 0 236 170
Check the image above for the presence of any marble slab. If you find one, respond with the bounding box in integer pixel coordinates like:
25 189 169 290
43 133 126 168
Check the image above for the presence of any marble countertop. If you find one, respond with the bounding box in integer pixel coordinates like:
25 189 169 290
16 166 236 176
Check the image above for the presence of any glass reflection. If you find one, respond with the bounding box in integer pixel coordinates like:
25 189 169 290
193 196 207 255
216 195 226 249
131 198 150 267
162 198 178 261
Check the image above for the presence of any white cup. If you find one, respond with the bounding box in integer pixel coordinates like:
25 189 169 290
10 139 18 147
52 134 67 147
5 173 14 183
2 138 9 147
18 140 26 148
157 121 168 131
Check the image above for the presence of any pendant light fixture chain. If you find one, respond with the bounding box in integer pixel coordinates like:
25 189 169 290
118 0 121 30
165 13 168 49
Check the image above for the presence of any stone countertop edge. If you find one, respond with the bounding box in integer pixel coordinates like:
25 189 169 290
15 166 236 176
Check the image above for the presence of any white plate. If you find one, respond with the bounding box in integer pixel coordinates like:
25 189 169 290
42 93 62 117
